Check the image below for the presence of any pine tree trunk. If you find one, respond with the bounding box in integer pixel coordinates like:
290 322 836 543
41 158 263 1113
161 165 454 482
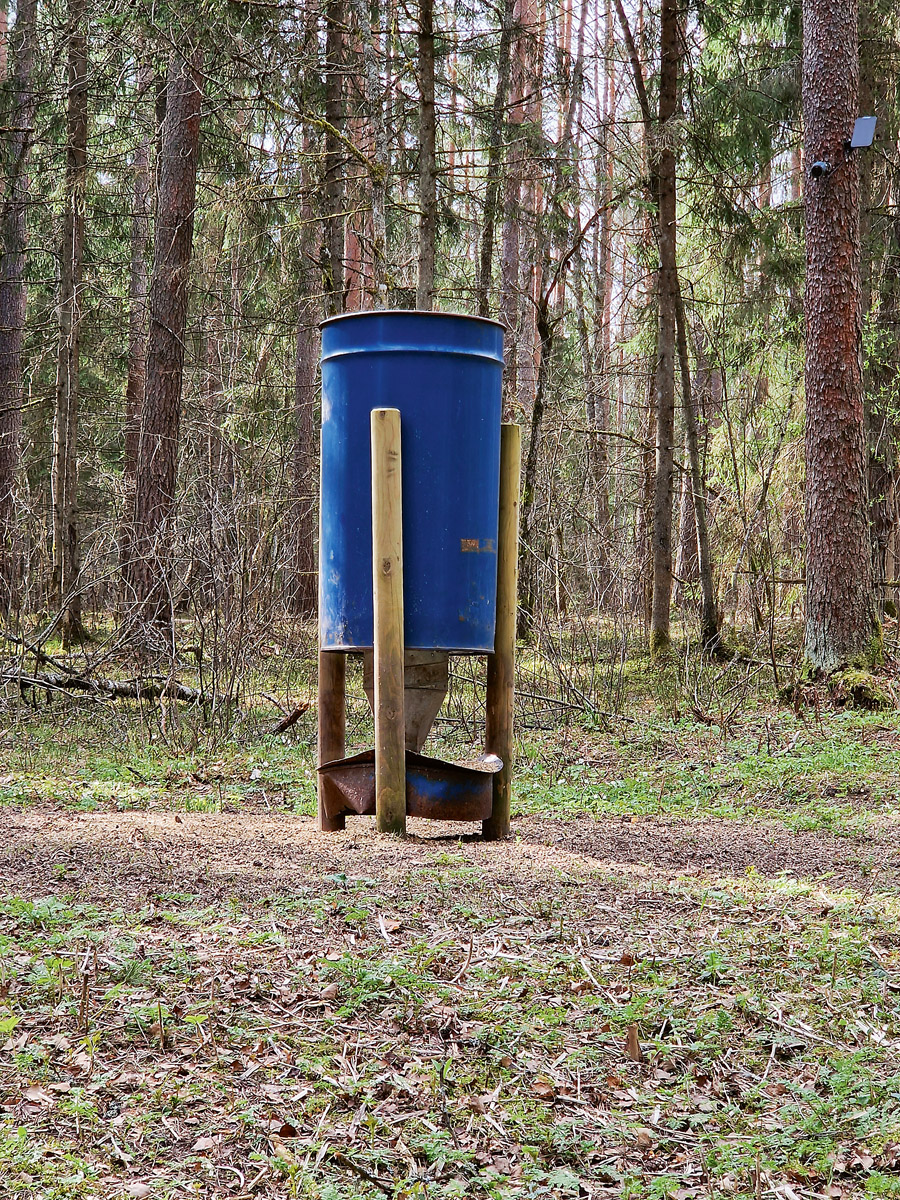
674 283 719 648
0 0 36 612
290 122 321 617
323 0 345 316
588 0 614 604
475 0 513 317
350 0 388 306
0 3 8 83
499 0 530 413
121 62 152 576
128 49 203 623
860 18 900 618
673 430 697 604
802 0 877 672
517 296 552 635
51 0 88 644
290 6 322 616
291 304 318 618
416 0 437 310
648 0 679 657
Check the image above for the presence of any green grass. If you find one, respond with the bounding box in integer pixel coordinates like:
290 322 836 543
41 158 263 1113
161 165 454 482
513 707 900 834
4 672 900 836
2 854 899 1197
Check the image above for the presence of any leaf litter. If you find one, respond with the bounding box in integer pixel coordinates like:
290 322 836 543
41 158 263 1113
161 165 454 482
0 805 898 1198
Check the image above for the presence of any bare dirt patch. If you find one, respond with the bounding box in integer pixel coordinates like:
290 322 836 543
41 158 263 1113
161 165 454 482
2 805 897 908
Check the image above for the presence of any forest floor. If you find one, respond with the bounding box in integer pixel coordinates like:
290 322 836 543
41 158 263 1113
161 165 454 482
1 650 899 1200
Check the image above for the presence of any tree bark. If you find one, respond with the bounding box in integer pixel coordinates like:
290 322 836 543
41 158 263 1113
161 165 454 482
416 0 437 310
860 13 900 617
120 61 152 578
648 0 679 657
323 0 345 316
127 49 203 623
582 0 614 604
517 297 552 633
499 0 530 414
674 283 719 649
0 0 36 612
291 304 318 618
673 430 696 603
476 0 514 317
0 2 8 83
349 0 389 306
51 0 89 645
802 0 878 672
290 7 322 616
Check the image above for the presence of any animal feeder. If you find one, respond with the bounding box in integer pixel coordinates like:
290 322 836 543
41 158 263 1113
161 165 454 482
316 310 520 838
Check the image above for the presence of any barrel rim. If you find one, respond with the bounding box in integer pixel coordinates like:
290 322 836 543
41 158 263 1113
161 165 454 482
320 308 505 332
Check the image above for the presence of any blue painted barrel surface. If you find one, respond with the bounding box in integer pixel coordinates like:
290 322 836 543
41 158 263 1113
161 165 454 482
319 310 504 652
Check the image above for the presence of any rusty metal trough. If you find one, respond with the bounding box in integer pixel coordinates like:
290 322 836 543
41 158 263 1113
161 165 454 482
318 750 502 823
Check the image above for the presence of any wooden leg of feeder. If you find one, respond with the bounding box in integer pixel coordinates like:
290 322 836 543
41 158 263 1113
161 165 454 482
317 650 346 831
483 422 521 840
371 408 406 835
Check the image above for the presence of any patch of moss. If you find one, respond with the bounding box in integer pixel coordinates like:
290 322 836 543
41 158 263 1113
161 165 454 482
829 669 893 712
798 656 818 685
847 620 885 670
649 628 671 659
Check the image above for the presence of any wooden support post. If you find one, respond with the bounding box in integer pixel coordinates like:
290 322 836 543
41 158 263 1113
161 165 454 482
371 408 406 835
483 422 521 840
317 649 346 832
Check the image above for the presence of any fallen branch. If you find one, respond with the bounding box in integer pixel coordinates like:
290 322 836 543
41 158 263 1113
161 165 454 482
269 703 310 734
0 629 82 676
2 669 205 704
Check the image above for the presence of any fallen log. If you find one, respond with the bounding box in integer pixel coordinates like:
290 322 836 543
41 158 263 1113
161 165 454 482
2 669 205 704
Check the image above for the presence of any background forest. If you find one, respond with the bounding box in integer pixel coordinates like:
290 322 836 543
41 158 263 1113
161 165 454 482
1 0 897 690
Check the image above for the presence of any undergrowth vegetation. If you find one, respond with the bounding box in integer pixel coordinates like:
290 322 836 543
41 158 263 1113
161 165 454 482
1 624 899 1197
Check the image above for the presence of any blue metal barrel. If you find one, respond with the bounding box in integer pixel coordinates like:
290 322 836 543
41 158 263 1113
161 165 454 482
319 310 504 652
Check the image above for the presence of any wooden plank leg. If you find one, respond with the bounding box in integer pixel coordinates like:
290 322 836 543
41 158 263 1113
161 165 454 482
371 408 406 836
317 649 346 832
483 422 521 841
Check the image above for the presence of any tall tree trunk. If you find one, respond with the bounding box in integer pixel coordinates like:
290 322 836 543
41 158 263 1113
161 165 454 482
416 0 437 309
648 0 679 657
585 0 614 604
0 0 36 612
636 363 656 626
860 10 900 616
127 49 203 624
574 247 610 599
517 296 553 634
290 4 322 616
517 0 582 636
291 299 319 617
349 0 389 306
0 3 8 83
120 62 152 579
323 0 345 316
499 0 530 413
290 122 321 617
802 0 878 672
51 0 88 644
515 1 544 425
673 429 697 603
674 284 719 648
475 0 513 317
